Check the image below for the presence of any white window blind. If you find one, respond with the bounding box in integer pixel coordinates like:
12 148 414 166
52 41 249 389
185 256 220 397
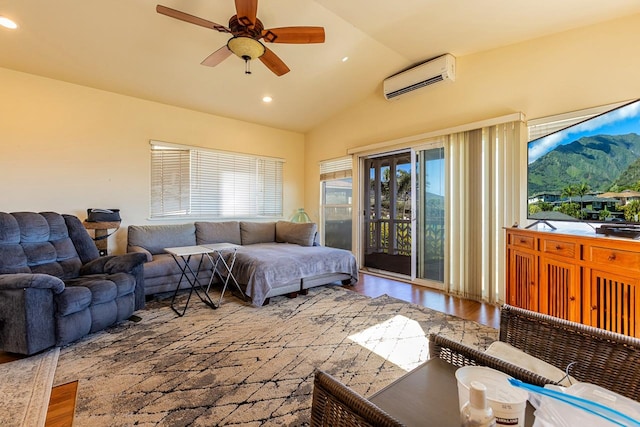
151 149 190 217
150 141 283 219
320 157 352 181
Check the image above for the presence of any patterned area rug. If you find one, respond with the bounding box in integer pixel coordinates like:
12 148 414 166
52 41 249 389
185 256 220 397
53 286 498 426
1 347 59 427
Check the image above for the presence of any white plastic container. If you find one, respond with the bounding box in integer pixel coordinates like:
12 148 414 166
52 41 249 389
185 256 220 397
530 382 640 427
456 366 529 427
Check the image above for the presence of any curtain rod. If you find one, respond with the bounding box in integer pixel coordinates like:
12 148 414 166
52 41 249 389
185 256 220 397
347 112 525 155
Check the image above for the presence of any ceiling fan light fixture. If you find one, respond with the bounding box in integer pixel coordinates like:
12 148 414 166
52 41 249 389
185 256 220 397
227 36 265 61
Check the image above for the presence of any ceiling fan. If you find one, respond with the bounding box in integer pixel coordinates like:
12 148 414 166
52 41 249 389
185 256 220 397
156 0 325 76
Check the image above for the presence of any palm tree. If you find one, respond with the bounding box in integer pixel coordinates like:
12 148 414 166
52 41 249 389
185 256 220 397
575 182 590 216
561 185 577 204
561 185 580 219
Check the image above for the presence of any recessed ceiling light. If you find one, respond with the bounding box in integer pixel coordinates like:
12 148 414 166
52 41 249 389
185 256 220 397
0 16 18 30
262 96 273 103
342 56 349 62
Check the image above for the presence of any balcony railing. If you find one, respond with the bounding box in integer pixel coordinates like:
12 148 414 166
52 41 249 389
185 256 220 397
365 218 412 256
365 216 445 259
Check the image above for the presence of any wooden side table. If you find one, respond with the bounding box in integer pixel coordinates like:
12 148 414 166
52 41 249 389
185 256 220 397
83 221 121 256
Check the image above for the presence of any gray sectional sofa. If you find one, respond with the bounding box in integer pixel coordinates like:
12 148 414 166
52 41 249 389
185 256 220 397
127 220 358 306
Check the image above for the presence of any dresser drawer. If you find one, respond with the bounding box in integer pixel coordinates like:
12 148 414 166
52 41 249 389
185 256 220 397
510 233 535 249
588 246 640 270
541 238 576 259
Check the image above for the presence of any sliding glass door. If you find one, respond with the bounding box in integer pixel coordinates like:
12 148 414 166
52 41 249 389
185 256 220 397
361 145 445 287
416 147 445 283
363 152 414 277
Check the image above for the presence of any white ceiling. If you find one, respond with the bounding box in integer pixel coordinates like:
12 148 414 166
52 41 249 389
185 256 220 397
1 0 639 133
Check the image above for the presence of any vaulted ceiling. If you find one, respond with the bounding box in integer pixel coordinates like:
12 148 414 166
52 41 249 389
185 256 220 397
1 0 639 132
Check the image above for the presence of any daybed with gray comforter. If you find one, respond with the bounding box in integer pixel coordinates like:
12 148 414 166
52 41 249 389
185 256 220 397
127 221 358 306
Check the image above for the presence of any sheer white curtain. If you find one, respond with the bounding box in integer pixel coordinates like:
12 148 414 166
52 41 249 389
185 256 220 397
445 121 526 303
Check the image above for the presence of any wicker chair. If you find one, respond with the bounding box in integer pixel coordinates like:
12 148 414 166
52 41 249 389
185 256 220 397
429 304 640 401
310 370 405 427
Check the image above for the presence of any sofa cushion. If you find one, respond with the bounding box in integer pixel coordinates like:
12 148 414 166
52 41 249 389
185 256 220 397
275 221 318 247
0 245 29 274
4 212 84 279
240 222 276 245
0 212 21 244
105 272 136 297
196 221 242 245
13 212 50 243
55 286 92 316
66 277 118 305
127 223 196 255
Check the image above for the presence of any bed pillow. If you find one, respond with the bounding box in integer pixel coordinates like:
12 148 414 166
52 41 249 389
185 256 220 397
485 341 576 387
276 221 317 246
240 222 276 245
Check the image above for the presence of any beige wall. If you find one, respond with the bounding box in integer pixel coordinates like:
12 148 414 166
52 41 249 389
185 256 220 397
3 13 640 257
0 68 305 254
304 13 640 224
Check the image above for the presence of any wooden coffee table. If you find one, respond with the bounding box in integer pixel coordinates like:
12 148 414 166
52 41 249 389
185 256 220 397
369 357 535 426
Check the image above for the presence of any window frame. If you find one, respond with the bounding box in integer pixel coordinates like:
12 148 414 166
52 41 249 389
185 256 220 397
150 140 284 220
319 157 353 249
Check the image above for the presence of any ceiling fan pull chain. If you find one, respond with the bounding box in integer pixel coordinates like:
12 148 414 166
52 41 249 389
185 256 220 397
245 58 252 74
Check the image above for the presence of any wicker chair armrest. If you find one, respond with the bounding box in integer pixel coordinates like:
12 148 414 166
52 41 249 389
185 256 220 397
311 370 405 427
428 334 559 388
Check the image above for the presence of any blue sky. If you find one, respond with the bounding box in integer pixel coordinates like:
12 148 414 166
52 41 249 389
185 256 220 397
528 99 640 164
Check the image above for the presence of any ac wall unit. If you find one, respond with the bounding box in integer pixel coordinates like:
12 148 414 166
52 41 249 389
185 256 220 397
383 53 456 100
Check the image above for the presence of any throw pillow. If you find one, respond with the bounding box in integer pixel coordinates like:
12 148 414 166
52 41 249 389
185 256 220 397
240 222 276 245
275 221 317 246
195 221 241 245
127 223 196 255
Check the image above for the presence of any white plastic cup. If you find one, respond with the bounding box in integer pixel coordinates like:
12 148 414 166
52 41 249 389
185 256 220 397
455 366 529 427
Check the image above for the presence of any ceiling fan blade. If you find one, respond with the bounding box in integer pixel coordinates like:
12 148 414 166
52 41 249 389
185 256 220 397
262 27 325 44
201 46 232 67
156 5 230 33
259 48 290 76
234 0 258 27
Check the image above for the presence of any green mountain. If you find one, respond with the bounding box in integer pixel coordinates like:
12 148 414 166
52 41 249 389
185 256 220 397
528 133 640 196
613 156 640 190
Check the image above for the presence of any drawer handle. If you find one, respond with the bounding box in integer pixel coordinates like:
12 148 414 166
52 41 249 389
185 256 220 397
569 296 576 301
555 245 562 250
608 253 617 261
592 305 598 310
519 239 527 244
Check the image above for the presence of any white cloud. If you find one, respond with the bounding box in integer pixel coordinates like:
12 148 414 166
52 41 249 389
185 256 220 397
528 101 640 164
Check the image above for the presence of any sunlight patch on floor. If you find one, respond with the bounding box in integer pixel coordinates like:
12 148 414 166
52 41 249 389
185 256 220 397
348 315 429 372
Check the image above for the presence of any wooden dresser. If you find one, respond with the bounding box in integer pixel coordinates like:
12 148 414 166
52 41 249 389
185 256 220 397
505 227 640 338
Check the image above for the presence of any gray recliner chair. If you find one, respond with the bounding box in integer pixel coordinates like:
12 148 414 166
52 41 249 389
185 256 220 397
0 211 147 355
